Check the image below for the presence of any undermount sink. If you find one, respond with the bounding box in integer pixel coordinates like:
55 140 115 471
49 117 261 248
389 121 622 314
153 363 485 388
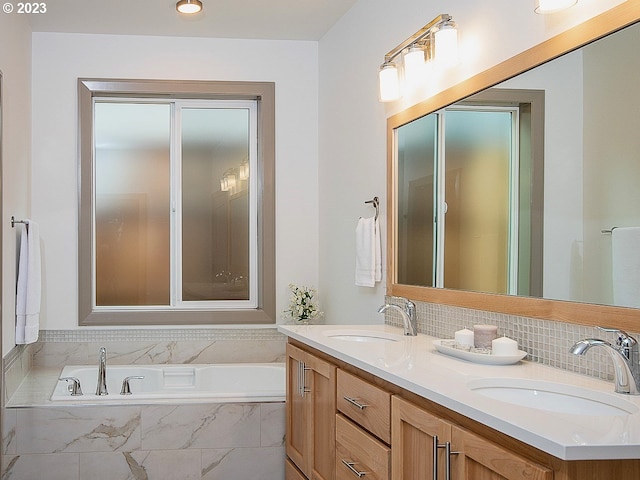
322 329 404 343
468 378 639 416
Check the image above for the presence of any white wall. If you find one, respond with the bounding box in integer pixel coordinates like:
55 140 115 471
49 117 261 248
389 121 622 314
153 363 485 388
30 33 319 331
0 14 32 354
317 0 624 324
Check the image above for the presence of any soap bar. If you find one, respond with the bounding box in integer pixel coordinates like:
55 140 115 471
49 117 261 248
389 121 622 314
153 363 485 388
492 336 519 356
473 324 498 348
454 328 474 347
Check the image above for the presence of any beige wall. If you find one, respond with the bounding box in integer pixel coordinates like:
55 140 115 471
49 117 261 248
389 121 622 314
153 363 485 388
0 14 31 354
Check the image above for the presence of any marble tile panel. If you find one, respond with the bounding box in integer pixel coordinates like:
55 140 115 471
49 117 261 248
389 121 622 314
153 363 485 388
141 404 261 450
2 453 79 480
2 409 17 455
201 446 285 480
16 406 141 454
260 403 285 447
79 449 201 480
31 338 285 367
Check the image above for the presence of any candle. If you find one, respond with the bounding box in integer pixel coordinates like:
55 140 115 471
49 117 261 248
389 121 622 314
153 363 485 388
454 327 474 347
492 336 519 356
473 325 498 348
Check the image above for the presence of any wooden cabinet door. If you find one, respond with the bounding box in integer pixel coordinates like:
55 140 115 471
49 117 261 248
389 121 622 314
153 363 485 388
451 425 553 480
391 396 452 480
286 343 337 480
306 348 337 480
286 343 309 476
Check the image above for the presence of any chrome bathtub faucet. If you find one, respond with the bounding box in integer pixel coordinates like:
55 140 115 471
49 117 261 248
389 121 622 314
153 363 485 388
96 347 108 395
570 327 640 395
378 298 417 336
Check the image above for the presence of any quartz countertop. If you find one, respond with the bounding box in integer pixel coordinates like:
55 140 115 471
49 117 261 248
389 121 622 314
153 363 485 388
278 324 640 461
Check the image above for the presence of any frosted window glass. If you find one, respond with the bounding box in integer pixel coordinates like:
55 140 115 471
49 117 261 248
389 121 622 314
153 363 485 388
181 108 250 301
94 102 171 306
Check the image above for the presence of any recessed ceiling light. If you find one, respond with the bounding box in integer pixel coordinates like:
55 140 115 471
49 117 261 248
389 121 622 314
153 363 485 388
176 0 203 15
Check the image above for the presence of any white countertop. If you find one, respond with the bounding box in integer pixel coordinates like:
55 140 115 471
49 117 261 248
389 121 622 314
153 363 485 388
278 323 640 461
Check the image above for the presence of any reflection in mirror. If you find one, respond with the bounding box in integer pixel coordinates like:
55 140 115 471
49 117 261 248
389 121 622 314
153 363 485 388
392 17 640 309
397 101 542 296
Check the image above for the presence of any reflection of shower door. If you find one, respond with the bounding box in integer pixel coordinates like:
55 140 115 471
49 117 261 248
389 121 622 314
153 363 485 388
397 106 519 295
440 107 519 295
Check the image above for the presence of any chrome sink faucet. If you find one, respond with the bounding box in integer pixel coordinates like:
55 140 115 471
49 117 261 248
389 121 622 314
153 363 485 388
96 347 108 395
378 298 417 336
570 327 640 395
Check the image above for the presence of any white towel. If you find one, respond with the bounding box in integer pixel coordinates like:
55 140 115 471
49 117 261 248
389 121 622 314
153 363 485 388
355 216 381 287
16 219 41 344
612 226 640 308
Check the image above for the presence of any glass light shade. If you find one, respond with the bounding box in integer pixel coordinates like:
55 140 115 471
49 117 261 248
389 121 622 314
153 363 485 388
435 22 459 67
239 160 249 180
403 46 426 84
226 172 237 190
379 63 401 102
220 177 228 192
535 0 577 13
176 0 203 14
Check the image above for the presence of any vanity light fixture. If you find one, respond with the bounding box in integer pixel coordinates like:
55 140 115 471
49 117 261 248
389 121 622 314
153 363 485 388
378 14 459 102
176 0 203 14
534 0 577 14
239 159 249 181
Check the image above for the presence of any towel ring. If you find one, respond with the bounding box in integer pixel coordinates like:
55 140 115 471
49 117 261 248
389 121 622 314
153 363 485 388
365 197 379 220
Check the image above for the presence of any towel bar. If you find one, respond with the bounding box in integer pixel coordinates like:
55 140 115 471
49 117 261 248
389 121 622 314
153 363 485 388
11 216 27 228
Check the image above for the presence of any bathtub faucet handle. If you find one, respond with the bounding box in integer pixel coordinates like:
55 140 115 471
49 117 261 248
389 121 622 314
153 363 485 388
120 376 145 395
59 376 83 396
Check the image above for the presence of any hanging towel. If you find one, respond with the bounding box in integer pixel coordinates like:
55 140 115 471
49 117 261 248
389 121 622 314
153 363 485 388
355 216 381 287
612 226 640 308
16 219 41 344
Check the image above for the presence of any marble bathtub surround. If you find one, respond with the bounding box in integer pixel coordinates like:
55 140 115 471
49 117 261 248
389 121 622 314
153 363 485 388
2 401 285 479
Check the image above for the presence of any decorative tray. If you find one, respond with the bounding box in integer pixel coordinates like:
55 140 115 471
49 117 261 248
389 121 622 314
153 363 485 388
433 340 527 365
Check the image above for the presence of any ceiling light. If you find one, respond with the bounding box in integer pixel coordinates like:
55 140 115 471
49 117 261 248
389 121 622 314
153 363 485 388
378 14 459 102
176 0 203 14
534 0 578 14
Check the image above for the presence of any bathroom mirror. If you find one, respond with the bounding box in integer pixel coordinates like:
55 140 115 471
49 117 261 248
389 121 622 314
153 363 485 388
387 2 640 331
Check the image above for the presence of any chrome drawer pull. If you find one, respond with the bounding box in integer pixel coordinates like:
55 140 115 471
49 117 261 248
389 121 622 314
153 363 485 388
343 395 369 410
341 460 367 477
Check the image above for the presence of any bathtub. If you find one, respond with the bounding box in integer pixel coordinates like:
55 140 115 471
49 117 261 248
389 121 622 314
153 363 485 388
51 363 285 403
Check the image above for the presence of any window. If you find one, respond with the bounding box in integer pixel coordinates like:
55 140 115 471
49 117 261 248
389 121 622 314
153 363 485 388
78 79 275 326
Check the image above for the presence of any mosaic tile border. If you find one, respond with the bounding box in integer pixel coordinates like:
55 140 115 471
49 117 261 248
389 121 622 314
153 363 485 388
38 327 285 342
383 296 640 382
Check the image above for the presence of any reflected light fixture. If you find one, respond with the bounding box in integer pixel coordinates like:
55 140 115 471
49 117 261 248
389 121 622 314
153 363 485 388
176 0 203 14
378 14 459 102
534 0 577 14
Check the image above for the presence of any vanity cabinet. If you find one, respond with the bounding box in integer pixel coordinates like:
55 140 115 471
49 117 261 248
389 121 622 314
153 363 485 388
286 343 337 480
285 339 640 480
391 395 552 480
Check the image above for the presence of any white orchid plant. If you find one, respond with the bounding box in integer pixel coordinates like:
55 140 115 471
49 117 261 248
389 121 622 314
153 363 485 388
283 283 323 323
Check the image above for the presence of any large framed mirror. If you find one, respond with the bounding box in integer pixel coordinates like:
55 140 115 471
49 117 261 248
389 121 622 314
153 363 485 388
387 2 640 332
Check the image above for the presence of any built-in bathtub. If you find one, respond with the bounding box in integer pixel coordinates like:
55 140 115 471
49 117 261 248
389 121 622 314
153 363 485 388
52 362 285 403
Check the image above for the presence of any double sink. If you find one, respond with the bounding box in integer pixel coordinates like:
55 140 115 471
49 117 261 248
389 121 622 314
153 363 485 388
322 328 639 418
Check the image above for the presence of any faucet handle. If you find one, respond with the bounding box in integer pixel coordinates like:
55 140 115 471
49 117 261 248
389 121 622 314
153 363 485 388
120 376 145 395
597 326 637 349
59 377 83 396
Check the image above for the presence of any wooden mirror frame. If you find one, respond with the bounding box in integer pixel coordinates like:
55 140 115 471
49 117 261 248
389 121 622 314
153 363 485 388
387 1 640 332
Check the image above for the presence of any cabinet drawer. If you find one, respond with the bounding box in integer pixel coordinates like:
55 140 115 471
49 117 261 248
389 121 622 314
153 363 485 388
337 369 391 443
336 414 390 480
